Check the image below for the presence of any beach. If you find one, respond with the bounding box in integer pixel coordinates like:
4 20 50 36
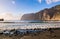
0 22 60 39
0 28 60 39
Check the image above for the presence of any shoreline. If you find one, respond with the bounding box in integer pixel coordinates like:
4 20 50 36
0 28 60 39
0 22 60 30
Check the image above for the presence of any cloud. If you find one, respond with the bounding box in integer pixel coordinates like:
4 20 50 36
12 0 15 4
11 0 16 4
45 0 60 4
38 0 60 4
38 0 42 3
52 0 60 2
45 0 52 4
0 13 23 20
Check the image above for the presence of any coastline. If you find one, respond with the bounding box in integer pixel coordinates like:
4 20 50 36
0 28 60 39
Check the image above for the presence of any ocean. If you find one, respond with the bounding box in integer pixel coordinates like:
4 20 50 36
0 20 60 30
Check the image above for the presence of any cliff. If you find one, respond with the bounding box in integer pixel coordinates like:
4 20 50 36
21 5 60 21
21 13 36 20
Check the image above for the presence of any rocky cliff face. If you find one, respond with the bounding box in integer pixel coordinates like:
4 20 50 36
21 13 36 20
21 5 60 20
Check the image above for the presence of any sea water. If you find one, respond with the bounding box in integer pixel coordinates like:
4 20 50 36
0 20 60 30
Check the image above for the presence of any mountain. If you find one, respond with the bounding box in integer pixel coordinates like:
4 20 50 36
21 13 36 20
21 5 60 21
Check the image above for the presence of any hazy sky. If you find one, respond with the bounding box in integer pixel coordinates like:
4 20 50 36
0 0 60 20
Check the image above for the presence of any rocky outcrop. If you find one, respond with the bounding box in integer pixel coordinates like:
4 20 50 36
21 5 60 21
0 19 4 21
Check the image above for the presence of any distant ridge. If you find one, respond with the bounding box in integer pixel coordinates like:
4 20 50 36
21 5 60 21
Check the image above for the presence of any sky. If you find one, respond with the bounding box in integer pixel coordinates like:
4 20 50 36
0 0 60 20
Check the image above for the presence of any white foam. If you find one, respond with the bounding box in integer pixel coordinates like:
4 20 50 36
0 23 60 30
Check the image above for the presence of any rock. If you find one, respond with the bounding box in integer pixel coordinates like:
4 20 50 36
0 19 4 21
21 13 36 20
